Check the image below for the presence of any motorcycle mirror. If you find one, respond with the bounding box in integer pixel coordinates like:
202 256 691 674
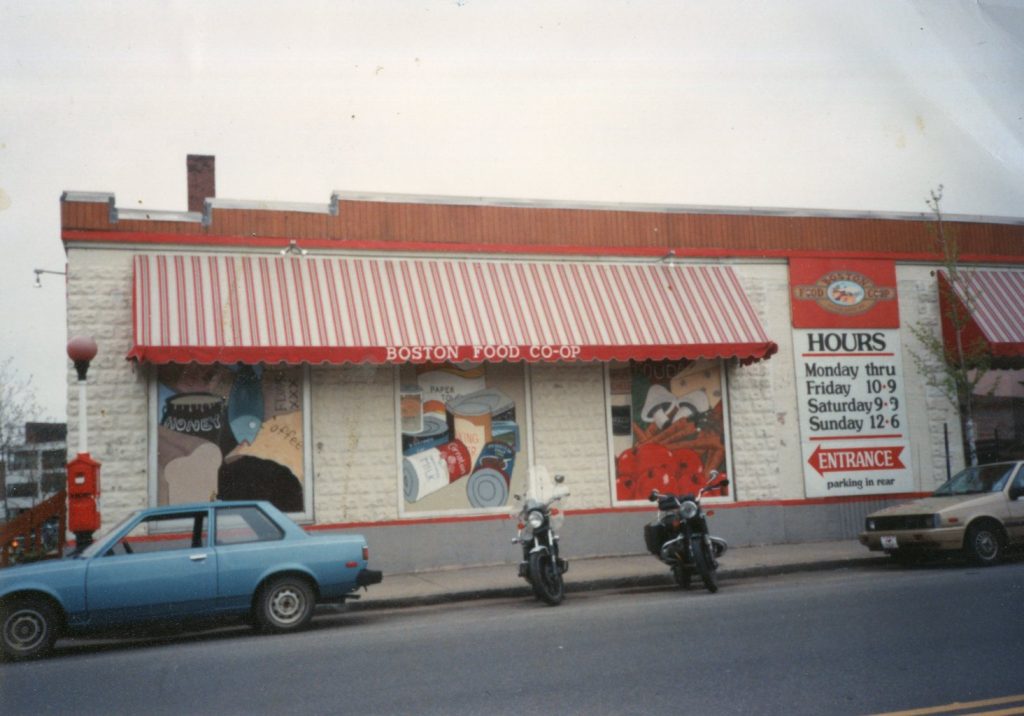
648 491 659 502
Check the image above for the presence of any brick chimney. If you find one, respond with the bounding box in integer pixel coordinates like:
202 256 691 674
186 154 216 213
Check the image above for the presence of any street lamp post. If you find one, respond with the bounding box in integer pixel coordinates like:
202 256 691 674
67 337 97 453
66 336 100 549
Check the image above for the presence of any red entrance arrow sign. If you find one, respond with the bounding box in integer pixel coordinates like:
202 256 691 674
808 444 905 477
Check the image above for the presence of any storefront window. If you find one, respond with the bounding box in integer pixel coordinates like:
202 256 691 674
972 368 1024 462
398 362 528 515
609 359 731 503
6 482 38 499
40 473 65 494
156 364 307 514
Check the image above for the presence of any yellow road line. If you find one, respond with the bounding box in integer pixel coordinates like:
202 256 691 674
870 694 1024 716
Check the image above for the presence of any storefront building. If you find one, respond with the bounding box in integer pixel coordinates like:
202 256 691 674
59 159 1024 572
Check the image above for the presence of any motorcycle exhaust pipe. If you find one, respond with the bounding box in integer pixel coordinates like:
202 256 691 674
710 536 728 558
659 537 686 564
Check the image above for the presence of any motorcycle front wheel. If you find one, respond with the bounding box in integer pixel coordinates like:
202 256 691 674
692 537 719 594
528 551 565 606
672 564 692 590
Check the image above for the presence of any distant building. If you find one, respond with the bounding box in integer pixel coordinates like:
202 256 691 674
3 422 67 518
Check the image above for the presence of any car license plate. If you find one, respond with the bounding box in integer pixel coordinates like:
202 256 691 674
881 535 898 550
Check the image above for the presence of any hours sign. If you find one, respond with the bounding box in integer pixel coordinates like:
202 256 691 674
789 259 913 498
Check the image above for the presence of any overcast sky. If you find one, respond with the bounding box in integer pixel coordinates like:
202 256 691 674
2 0 1023 422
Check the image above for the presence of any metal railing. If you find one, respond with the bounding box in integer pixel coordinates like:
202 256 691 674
0 490 67 568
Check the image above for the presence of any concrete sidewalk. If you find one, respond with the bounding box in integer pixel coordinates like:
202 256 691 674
349 540 885 611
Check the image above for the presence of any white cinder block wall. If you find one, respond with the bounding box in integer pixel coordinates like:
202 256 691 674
729 263 805 501
897 265 966 491
65 246 962 558
66 248 148 526
310 365 398 524
529 362 611 509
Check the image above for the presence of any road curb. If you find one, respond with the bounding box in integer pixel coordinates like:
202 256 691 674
348 556 888 612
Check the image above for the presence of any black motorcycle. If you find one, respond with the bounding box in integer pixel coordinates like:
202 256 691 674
512 472 569 606
644 471 729 593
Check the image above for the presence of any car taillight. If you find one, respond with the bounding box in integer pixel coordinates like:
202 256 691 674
362 545 370 561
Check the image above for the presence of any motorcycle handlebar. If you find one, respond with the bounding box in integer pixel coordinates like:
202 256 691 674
514 490 571 510
649 475 729 504
546 491 570 507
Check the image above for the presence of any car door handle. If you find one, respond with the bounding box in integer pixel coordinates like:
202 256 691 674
190 553 209 561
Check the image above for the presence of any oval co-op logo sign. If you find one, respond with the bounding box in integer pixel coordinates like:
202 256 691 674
793 271 895 316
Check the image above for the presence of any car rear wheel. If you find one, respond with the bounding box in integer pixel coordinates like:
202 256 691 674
1 599 59 661
255 577 315 632
964 522 1003 566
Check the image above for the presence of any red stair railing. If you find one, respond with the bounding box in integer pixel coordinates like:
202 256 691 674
0 490 67 568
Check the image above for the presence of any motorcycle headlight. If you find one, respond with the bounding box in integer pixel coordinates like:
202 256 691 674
680 501 698 520
527 510 545 529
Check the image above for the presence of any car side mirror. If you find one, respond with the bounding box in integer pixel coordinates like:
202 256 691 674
1010 485 1024 501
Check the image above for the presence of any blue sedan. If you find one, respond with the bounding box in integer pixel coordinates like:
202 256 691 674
0 501 382 660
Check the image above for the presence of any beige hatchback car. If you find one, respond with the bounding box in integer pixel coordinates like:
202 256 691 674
860 461 1024 565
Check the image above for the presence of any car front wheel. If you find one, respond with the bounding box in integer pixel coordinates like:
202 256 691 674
964 523 1003 566
1 599 59 661
255 577 315 632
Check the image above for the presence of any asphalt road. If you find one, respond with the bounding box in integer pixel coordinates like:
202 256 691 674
3 561 1023 715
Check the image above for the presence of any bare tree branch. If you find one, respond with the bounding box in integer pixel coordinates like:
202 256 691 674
0 357 45 455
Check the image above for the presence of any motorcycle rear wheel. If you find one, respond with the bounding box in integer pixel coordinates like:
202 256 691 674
692 538 719 593
529 551 565 606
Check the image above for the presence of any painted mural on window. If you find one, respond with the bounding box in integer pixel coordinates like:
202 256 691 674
399 362 528 514
610 359 730 503
157 364 305 513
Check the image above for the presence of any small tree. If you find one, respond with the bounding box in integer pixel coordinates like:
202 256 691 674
1 357 45 446
909 186 993 467
0 358 46 514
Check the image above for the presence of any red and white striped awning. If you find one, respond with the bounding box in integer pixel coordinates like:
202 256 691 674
129 254 778 365
939 268 1024 368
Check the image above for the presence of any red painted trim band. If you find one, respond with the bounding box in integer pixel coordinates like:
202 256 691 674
61 229 1024 264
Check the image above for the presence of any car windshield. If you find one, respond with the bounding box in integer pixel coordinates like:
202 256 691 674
76 510 142 558
932 464 1016 496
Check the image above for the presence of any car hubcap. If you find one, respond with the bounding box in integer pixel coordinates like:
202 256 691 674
976 532 997 559
5 610 45 652
269 587 305 625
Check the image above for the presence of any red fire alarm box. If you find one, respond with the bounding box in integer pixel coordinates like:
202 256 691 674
68 496 101 534
67 453 101 497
